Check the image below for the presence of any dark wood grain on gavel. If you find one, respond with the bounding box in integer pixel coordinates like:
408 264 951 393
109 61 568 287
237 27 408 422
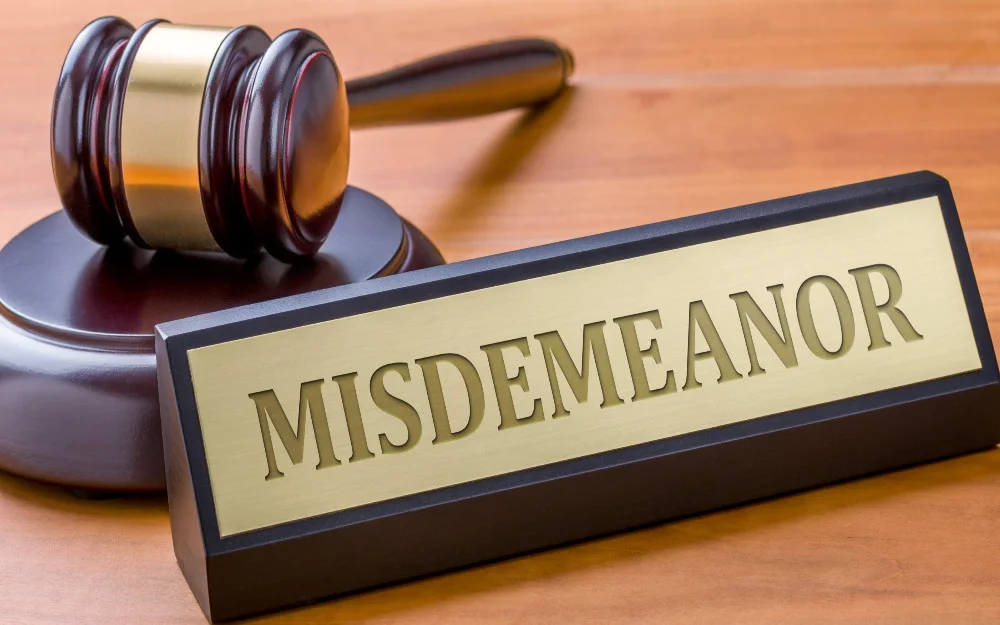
51 17 574 262
347 38 573 127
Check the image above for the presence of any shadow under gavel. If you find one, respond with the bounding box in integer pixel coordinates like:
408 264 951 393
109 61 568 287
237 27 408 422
52 18 575 261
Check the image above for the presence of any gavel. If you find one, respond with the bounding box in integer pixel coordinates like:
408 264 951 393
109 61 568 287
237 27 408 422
52 17 574 262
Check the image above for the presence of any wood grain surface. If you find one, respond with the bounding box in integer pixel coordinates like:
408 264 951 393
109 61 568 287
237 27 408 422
2 1 1000 623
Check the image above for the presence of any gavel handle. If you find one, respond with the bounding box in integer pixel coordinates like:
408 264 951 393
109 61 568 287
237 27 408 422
345 38 574 128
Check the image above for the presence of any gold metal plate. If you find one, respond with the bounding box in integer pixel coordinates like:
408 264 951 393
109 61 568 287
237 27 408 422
188 197 981 537
120 23 231 251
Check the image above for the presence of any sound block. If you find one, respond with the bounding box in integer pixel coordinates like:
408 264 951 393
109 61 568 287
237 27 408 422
0 186 443 492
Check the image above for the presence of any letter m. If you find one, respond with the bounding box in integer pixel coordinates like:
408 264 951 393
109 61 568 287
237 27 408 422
249 379 339 481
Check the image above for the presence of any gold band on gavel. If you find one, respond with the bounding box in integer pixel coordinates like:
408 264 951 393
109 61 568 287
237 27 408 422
120 23 232 251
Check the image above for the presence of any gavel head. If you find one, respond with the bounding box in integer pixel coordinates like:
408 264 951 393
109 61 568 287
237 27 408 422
52 17 349 262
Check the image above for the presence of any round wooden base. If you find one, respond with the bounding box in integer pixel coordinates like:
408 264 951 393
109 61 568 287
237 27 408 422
0 187 443 492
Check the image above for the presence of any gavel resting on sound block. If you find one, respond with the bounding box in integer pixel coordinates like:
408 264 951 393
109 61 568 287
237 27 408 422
0 17 573 493
52 16 574 262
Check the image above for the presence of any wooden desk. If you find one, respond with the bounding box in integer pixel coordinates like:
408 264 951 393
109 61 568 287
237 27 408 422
2 1 999 622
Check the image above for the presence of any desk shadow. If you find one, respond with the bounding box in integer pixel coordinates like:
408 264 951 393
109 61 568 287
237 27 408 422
243 447 1000 623
431 86 577 233
0 468 166 516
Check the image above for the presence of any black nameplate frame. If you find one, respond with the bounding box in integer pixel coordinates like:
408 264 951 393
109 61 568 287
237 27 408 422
157 171 1000 621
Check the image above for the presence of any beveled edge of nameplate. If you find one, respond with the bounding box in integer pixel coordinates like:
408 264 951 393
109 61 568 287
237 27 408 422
157 171 999 564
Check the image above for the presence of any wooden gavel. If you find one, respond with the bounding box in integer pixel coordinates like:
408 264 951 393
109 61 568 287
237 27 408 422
51 17 574 262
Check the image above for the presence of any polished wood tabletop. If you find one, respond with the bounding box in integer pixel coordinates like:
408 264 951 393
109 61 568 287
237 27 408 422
3 1 1000 623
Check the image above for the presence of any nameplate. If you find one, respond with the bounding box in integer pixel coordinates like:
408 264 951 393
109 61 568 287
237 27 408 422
157 171 1000 622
